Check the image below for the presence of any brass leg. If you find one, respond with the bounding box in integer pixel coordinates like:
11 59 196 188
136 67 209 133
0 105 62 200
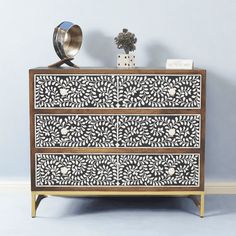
31 192 47 218
200 193 204 218
35 194 47 210
32 192 36 218
188 193 204 218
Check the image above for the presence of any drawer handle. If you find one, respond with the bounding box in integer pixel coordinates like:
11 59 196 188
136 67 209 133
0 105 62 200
60 167 68 175
61 128 69 135
168 128 176 137
168 167 175 176
60 88 68 96
168 88 176 96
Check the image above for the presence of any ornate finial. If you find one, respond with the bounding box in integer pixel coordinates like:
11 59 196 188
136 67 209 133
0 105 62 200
114 28 137 54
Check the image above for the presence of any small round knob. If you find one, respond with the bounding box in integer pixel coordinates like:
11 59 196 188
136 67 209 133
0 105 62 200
168 128 176 137
60 88 68 96
61 167 68 175
61 127 69 135
168 88 176 96
168 167 175 176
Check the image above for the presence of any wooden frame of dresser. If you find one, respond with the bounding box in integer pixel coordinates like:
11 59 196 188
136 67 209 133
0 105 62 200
29 68 206 218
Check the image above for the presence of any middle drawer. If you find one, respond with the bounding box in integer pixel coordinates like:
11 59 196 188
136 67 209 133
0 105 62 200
35 114 201 148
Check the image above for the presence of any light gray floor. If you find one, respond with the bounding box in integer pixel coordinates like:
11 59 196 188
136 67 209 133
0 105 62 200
1 192 236 236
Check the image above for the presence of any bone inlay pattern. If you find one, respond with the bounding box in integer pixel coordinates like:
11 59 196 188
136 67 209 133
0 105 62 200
34 74 201 108
35 154 200 187
35 114 201 148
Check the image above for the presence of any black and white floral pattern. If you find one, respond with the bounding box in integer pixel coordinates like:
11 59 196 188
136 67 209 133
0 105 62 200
36 154 117 186
35 75 117 108
119 75 201 108
35 115 200 148
35 154 199 187
118 154 199 186
34 74 201 108
118 115 200 147
35 115 117 147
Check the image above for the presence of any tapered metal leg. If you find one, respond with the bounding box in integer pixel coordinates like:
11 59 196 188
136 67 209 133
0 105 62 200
31 192 36 218
31 192 47 218
188 192 205 218
200 193 204 218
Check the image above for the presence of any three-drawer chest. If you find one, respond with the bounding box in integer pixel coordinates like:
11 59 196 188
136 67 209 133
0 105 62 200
29 68 206 217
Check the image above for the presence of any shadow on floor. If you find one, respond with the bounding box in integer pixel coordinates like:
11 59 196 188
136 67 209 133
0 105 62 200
36 195 236 218
57 196 199 217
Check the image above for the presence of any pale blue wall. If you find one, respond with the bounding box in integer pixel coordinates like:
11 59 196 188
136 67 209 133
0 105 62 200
0 0 236 181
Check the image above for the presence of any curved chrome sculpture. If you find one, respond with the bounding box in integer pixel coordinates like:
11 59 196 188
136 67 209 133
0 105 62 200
50 21 82 67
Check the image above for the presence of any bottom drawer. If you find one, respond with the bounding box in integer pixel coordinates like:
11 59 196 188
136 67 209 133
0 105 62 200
35 153 200 187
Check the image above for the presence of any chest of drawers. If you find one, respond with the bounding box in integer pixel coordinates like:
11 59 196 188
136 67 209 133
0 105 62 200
29 68 206 217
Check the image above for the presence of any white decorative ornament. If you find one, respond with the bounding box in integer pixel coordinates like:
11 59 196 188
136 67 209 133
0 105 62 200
168 167 175 176
168 128 176 137
61 127 69 135
60 167 68 175
168 88 176 96
166 59 194 69
60 88 68 96
117 54 135 68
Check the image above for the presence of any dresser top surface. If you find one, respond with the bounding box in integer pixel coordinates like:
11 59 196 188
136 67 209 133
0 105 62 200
29 67 206 74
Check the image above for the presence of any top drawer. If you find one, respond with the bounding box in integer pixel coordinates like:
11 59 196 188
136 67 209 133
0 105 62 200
34 74 201 109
